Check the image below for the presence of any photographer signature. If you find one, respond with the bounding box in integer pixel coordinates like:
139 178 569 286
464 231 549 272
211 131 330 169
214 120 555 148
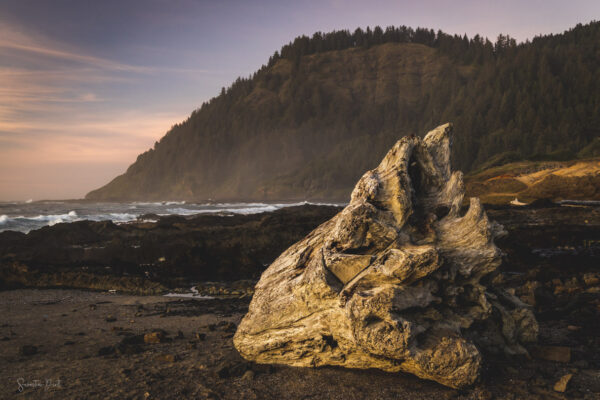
17 378 61 392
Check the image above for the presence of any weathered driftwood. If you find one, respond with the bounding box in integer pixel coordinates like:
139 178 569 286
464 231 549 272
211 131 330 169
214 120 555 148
234 123 537 388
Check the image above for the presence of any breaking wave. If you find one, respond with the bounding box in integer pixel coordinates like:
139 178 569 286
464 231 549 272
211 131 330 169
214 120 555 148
0 201 345 233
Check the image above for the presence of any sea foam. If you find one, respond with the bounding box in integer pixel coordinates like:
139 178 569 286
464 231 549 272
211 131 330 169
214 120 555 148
0 201 345 234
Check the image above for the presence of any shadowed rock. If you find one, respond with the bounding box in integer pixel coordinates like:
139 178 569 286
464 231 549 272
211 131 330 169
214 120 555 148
234 123 538 388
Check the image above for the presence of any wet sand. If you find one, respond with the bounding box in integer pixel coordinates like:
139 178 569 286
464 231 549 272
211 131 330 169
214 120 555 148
1 287 599 399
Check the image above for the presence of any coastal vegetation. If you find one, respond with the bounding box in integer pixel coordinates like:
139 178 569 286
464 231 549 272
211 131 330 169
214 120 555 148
87 22 600 201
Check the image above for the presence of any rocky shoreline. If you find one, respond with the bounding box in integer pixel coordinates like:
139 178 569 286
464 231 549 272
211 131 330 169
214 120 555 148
0 202 599 398
1 202 598 297
0 204 341 294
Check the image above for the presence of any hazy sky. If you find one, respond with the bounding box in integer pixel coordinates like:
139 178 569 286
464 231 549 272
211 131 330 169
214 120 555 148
1 0 598 200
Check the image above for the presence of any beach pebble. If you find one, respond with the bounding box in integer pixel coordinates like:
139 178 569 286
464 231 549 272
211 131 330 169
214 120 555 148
144 331 165 344
241 370 255 382
553 373 573 392
156 353 176 363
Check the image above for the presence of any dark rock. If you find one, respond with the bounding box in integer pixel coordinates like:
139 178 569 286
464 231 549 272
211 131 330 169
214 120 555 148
138 213 160 221
219 322 237 332
251 364 275 374
20 345 38 356
526 198 558 209
0 205 340 293
532 346 571 363
216 358 249 379
116 335 145 355
117 344 144 355
98 346 115 356
571 370 600 392
533 286 555 308
120 334 144 345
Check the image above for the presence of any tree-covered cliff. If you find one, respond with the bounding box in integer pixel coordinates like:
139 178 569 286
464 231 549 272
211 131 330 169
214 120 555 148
87 22 600 201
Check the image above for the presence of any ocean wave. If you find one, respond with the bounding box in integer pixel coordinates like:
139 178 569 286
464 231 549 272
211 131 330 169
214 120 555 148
131 201 186 206
0 211 80 230
164 205 280 216
223 205 279 214
0 201 347 234
163 202 326 216
211 201 345 209
107 213 137 222
35 211 79 226
164 207 204 215
28 210 78 222
163 201 346 217
211 202 274 208
212 201 345 212
78 213 138 223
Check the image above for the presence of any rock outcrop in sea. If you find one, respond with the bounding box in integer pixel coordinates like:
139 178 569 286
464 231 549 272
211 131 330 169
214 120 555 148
234 123 538 388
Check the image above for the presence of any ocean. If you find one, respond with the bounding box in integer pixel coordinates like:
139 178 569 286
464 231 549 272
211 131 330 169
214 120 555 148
0 200 343 234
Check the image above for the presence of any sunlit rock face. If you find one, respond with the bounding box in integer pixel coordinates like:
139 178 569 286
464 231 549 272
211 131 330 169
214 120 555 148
233 123 538 389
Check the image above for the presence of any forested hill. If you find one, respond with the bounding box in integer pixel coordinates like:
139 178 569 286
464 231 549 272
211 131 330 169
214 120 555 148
86 22 600 202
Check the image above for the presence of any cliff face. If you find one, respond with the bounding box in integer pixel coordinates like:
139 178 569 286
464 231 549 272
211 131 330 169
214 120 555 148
86 43 455 202
86 23 600 202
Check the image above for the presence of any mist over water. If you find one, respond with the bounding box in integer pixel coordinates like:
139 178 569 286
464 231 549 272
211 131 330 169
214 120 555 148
0 201 344 234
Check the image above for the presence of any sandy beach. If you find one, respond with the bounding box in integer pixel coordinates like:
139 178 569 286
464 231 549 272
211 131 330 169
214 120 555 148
1 285 599 399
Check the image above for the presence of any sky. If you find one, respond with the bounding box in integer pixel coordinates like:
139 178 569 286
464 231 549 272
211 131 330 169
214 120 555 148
1 0 598 201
